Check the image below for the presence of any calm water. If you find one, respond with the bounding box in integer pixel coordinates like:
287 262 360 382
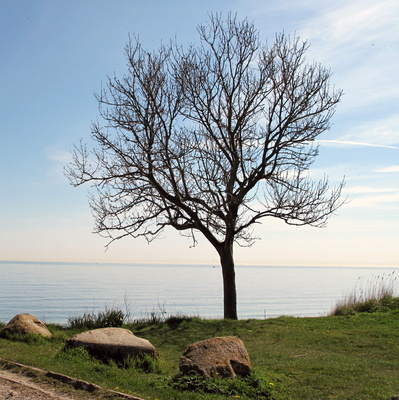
0 261 397 324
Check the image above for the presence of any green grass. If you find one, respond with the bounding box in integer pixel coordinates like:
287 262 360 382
331 271 399 315
1 313 399 399
67 306 125 330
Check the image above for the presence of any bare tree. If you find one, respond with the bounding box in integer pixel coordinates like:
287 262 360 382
66 14 345 319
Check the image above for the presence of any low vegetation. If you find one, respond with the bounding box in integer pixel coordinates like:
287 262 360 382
331 271 399 315
1 305 399 399
67 307 125 330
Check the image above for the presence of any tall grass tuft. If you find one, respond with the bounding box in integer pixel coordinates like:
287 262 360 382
331 271 399 315
67 307 125 330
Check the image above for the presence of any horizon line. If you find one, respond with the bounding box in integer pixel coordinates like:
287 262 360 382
1 259 398 269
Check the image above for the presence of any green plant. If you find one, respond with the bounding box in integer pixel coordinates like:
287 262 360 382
96 308 125 327
56 346 93 362
169 371 278 399
331 272 398 315
67 307 125 329
0 331 49 344
1 315 398 399
123 354 162 374
165 314 195 328
67 312 97 329
131 303 197 327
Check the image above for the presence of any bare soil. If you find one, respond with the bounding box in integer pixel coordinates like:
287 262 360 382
0 369 76 400
0 361 143 400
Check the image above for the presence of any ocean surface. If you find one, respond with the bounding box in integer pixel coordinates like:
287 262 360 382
0 261 397 324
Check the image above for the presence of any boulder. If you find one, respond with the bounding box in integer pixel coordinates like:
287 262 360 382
179 336 252 378
0 313 52 338
66 327 158 362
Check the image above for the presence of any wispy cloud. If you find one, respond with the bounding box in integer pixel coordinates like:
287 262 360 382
243 0 399 130
347 192 399 208
318 140 399 150
344 183 399 209
45 146 71 163
348 186 398 194
374 165 399 173
300 0 398 56
329 114 399 148
43 146 71 184
294 0 399 114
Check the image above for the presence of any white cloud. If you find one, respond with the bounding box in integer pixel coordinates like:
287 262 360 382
293 0 399 114
348 186 398 194
343 185 399 209
330 114 399 147
298 0 399 62
318 140 399 150
347 192 399 208
45 146 71 162
42 146 72 184
374 165 399 173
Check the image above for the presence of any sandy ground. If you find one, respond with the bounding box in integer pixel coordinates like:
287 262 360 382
0 364 143 400
0 369 76 399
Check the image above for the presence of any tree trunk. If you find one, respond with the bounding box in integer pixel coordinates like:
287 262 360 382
219 243 238 319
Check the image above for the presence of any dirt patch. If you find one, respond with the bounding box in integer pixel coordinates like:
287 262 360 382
0 360 143 400
0 369 75 399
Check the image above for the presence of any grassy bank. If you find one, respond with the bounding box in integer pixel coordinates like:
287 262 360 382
1 312 399 400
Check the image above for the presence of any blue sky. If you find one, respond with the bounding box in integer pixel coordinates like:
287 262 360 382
1 0 398 267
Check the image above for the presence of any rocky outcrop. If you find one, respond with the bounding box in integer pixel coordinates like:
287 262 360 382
0 314 52 338
66 327 158 362
179 336 252 378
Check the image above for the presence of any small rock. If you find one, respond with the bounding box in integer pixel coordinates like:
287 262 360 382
66 327 158 362
179 336 252 378
391 395 399 400
0 314 52 338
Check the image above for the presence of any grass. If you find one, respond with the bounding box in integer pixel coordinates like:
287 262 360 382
1 312 399 400
67 306 125 330
331 271 399 315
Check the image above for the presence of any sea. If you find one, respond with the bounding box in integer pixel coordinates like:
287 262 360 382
0 261 397 324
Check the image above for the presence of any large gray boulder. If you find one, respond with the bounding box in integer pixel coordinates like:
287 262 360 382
179 336 252 378
66 327 158 362
0 313 52 338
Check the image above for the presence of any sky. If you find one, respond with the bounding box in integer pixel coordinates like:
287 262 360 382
0 0 398 267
